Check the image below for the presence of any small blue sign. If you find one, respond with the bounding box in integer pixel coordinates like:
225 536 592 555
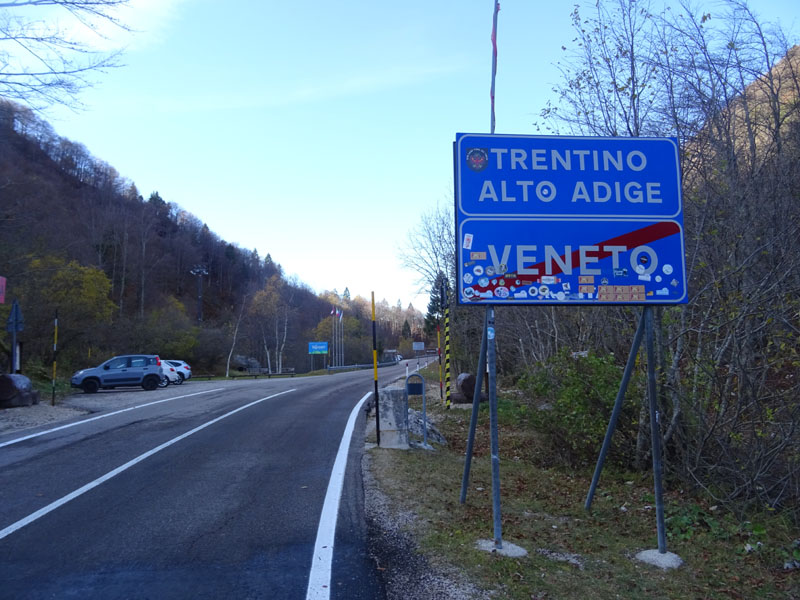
455 133 687 306
308 342 329 355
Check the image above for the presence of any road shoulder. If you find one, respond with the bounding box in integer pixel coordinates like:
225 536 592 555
363 450 491 600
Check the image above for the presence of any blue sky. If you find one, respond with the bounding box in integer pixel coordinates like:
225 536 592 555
39 0 798 311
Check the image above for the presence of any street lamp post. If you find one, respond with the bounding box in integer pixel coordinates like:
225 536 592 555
190 265 208 323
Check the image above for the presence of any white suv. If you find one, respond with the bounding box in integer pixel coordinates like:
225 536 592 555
165 360 192 382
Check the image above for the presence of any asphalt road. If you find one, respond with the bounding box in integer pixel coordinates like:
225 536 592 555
0 362 424 600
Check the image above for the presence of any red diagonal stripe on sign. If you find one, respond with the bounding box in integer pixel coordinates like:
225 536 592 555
537 221 680 277
471 221 680 294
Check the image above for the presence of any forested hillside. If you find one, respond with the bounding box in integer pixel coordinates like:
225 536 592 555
0 100 423 374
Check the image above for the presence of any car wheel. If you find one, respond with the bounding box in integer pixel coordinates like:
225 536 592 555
173 375 183 385
142 375 160 391
81 379 99 394
177 372 186 383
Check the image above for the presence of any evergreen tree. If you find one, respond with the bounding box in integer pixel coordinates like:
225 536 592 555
423 271 448 337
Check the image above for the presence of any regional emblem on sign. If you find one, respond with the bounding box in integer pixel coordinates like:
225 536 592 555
466 148 489 172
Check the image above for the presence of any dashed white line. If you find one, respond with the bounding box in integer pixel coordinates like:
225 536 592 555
0 389 295 541
0 388 224 449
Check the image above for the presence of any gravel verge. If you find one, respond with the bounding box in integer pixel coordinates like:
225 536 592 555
363 451 491 600
0 401 89 435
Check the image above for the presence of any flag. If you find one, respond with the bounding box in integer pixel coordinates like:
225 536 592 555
338 309 343 321
331 306 335 315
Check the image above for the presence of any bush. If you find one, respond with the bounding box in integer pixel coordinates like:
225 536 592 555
519 350 641 467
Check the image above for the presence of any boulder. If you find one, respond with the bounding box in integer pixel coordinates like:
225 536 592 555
407 408 447 446
455 372 487 403
0 374 41 408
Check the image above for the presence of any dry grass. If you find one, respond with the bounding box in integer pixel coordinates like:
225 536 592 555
368 366 799 599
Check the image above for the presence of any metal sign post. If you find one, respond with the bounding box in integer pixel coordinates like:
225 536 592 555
644 307 668 552
6 299 24 374
586 307 668 553
460 309 489 504
486 308 503 549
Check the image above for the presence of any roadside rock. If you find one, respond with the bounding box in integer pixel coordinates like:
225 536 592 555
407 408 447 446
0 374 41 408
451 373 487 404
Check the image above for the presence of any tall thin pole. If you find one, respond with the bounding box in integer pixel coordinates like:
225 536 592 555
437 324 443 403
51 309 58 406
487 307 502 548
372 292 381 446
443 283 451 408
645 307 668 553
460 309 488 504
490 0 499 134
487 0 502 551
340 311 344 367
585 309 647 510
190 265 207 323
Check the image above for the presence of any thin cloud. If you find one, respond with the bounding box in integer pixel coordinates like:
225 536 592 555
132 60 468 114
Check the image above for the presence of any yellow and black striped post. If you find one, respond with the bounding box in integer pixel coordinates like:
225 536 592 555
371 292 380 446
443 283 451 409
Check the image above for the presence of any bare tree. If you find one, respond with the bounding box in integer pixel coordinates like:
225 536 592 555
0 0 130 109
249 275 293 374
541 0 800 520
399 197 456 298
225 295 248 378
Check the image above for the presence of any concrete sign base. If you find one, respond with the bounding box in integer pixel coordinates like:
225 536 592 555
635 549 683 570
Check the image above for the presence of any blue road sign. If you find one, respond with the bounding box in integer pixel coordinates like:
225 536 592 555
454 133 687 305
6 299 24 332
308 341 329 355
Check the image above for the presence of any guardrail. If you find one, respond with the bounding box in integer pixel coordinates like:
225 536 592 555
326 361 398 373
193 369 296 380
245 368 295 378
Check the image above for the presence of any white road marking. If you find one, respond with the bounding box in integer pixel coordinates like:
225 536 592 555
306 391 372 600
0 388 224 449
0 389 296 541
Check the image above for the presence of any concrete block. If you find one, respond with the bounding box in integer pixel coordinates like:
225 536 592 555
378 387 408 449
